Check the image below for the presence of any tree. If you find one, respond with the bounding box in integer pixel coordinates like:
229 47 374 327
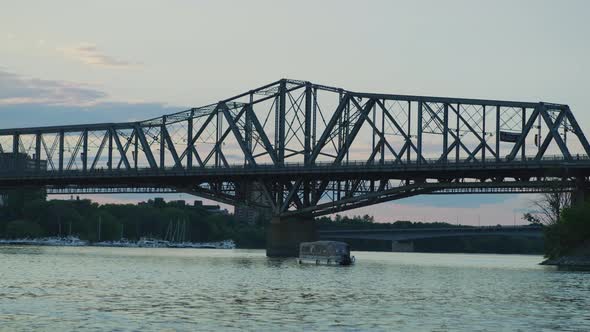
523 191 571 226
5 220 43 238
544 201 590 258
1 189 47 219
522 213 541 225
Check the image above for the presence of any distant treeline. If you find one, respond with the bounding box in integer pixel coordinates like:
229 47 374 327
0 189 549 254
316 214 466 230
0 189 267 248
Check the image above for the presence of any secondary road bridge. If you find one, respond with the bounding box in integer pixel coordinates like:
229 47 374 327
0 79 588 255
319 226 543 252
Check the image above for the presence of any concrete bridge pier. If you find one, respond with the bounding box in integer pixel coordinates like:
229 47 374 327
266 215 317 257
391 240 414 252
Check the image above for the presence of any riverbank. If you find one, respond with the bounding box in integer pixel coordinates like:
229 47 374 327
0 237 236 249
541 240 590 269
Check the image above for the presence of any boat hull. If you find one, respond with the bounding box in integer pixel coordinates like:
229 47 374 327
298 255 354 266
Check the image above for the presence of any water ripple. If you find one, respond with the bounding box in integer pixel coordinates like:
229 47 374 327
0 247 589 331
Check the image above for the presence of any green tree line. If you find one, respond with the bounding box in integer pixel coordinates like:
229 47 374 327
0 189 267 248
544 201 590 259
0 189 549 254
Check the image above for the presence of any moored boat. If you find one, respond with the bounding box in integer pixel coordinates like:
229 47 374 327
298 241 355 266
137 237 169 248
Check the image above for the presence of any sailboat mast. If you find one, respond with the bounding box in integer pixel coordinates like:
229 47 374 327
98 215 102 241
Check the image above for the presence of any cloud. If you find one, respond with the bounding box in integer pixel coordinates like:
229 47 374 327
0 101 181 128
0 70 106 106
58 43 140 68
0 70 182 126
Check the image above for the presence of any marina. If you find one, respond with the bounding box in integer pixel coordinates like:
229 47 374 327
0 237 236 249
0 236 88 246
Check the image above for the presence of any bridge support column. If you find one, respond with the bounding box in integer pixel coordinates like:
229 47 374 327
391 240 414 252
266 215 317 257
572 177 590 206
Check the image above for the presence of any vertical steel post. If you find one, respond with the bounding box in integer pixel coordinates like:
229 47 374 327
345 96 350 164
443 104 449 162
187 115 193 169
12 133 19 170
304 83 312 206
12 133 19 155
304 83 312 166
215 109 221 167
303 82 314 206
417 101 423 163
35 132 41 171
537 112 542 153
312 86 318 206
563 117 567 145
380 100 385 164
59 130 64 172
456 104 460 162
337 89 343 160
496 106 500 161
482 106 486 162
274 91 279 160
521 108 526 160
275 81 287 207
134 129 138 169
160 117 166 169
312 86 317 150
277 80 286 165
372 101 376 158
108 128 113 171
407 101 412 162
245 94 253 166
82 129 88 172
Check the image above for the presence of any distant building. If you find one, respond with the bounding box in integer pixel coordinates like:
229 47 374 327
235 206 271 224
153 197 166 208
0 152 47 171
138 198 228 215
193 200 228 215
168 200 186 207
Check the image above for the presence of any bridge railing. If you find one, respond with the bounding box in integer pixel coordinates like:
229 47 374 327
0 154 588 177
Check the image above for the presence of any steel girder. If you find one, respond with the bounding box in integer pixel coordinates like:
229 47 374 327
1 79 590 217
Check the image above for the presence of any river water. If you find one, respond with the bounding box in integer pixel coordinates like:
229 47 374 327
0 246 588 331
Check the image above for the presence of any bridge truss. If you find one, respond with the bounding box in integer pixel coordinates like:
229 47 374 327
0 79 589 217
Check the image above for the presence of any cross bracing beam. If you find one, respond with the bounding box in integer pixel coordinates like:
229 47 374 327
0 79 589 217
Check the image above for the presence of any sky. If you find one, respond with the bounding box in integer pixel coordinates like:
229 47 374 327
1 0 589 225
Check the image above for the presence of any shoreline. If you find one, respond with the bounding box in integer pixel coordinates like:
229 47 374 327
0 237 236 249
541 241 590 269
0 243 236 249
540 255 590 269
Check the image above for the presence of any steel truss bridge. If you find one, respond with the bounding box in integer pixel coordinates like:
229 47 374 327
1 79 589 217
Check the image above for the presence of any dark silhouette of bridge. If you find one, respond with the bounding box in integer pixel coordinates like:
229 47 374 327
0 79 588 256
319 226 543 252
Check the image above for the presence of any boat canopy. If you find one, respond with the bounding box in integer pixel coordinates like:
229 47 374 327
299 241 350 256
